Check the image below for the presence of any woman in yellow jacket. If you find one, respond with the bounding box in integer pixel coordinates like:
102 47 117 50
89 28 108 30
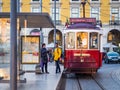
53 43 61 73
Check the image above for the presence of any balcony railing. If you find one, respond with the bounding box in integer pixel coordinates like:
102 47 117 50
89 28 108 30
53 20 62 25
96 20 102 27
109 20 120 25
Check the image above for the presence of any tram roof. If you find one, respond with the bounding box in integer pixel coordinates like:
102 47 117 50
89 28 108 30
66 23 101 30
0 12 55 28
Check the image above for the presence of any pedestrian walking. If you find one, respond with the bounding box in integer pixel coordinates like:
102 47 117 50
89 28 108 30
41 43 49 74
53 43 62 73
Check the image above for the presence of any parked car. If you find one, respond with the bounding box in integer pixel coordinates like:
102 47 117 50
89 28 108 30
104 51 120 64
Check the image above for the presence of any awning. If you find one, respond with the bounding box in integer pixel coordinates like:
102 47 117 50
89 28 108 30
0 12 55 28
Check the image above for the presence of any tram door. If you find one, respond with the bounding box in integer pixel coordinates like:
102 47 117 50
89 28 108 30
21 35 40 71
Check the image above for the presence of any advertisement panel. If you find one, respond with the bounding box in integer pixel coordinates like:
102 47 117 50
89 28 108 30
21 36 40 64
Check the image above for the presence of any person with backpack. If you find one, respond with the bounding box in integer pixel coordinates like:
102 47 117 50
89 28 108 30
41 43 49 74
53 43 62 73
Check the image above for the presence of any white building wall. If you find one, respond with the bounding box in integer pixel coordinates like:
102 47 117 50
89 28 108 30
41 24 120 50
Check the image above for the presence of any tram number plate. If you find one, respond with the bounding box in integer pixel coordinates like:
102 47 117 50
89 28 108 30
80 59 84 62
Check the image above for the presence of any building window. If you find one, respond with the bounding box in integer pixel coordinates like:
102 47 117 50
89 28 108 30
0 6 2 12
52 0 59 1
111 0 119 1
51 7 60 21
91 7 99 20
71 7 79 18
111 8 119 20
71 0 79 1
32 0 40 1
31 7 40 12
91 0 99 1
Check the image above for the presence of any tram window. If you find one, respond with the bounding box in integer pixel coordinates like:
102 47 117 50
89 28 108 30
89 32 98 49
66 32 75 49
76 32 88 49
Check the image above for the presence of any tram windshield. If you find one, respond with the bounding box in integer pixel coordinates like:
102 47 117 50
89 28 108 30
77 32 88 49
89 32 98 49
66 32 75 49
65 32 99 50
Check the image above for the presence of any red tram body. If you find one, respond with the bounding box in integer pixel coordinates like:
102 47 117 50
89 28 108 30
64 18 103 74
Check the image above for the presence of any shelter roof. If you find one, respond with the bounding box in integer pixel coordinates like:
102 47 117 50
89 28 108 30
0 12 55 28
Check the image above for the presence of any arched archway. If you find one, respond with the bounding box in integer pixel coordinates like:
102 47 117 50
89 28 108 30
107 29 120 46
30 29 40 35
48 29 62 46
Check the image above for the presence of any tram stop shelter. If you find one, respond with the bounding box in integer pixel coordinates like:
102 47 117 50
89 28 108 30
0 12 55 83
0 12 55 28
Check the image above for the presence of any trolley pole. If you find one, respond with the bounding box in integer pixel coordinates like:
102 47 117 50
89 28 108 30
81 0 86 18
54 0 56 45
10 0 17 90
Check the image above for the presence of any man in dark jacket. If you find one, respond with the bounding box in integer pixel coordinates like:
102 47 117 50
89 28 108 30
41 43 49 74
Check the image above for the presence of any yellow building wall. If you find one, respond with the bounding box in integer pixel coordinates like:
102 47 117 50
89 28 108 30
2 0 10 12
21 0 31 12
42 0 50 13
1 0 110 24
101 0 110 24
85 1 90 18
61 0 70 23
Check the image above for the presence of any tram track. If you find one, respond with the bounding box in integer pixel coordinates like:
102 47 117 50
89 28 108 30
91 75 106 90
56 73 107 90
76 76 82 90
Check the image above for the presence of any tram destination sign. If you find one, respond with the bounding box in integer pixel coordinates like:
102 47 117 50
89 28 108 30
70 18 96 24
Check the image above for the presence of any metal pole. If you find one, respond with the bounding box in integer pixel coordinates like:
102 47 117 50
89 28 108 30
81 1 86 18
10 0 17 90
40 28 42 49
40 0 42 12
54 0 56 45
40 0 42 47
17 0 20 12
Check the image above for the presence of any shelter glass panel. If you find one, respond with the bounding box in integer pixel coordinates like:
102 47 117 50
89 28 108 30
76 32 88 49
0 18 10 80
66 32 75 49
